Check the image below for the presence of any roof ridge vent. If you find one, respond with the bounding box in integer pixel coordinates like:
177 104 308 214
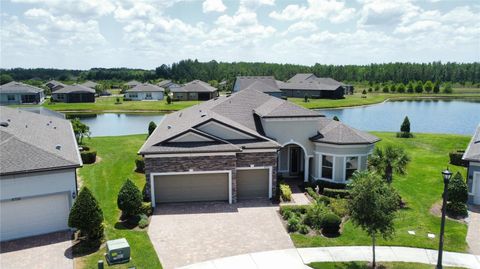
167 125 172 129
0 122 9 127
55 144 62 150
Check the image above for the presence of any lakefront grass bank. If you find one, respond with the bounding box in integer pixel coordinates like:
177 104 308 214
75 132 469 268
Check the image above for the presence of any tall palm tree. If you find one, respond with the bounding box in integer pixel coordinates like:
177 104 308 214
368 145 410 184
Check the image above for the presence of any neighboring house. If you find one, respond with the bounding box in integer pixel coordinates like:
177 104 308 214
157 80 180 89
139 88 379 206
51 84 95 103
463 124 480 205
45 80 66 92
0 81 45 105
278 73 351 99
171 80 219 101
125 83 165 101
0 107 82 241
81 80 99 89
125 80 141 89
232 76 283 98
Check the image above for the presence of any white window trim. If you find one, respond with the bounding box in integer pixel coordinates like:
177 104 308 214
344 156 361 181
150 170 232 207
316 152 369 183
470 171 480 196
236 166 273 198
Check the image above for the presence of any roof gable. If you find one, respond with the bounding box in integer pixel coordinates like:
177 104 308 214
195 119 257 140
463 125 480 162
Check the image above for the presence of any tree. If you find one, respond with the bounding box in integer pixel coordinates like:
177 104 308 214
368 87 373 92
148 121 157 136
333 116 340 121
368 145 410 184
382 85 389 93
407 81 414 93
374 84 380 92
71 118 90 144
414 81 423 93
397 83 405 93
446 172 468 217
362 89 367 95
443 82 453 94
117 179 143 219
166 94 172 104
423 80 433 93
68 187 104 240
304 94 309 102
389 84 396 93
348 171 399 269
433 81 440 93
400 116 410 134
0 74 13 85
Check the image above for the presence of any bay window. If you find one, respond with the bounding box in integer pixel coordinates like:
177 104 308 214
345 156 359 180
322 155 333 179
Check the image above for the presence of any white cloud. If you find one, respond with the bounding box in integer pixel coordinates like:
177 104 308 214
358 0 419 27
12 0 116 17
269 0 355 24
202 0 226 13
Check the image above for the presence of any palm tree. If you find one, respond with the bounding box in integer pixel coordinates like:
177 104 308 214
368 145 410 184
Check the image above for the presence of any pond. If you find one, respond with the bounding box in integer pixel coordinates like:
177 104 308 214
70 113 164 137
317 99 480 135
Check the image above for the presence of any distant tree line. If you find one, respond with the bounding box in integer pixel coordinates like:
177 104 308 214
1 60 478 86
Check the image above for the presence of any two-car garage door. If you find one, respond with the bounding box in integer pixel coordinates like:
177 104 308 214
0 193 70 242
152 168 271 204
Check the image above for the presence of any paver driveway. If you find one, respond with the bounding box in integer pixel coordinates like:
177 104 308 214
148 200 294 269
0 231 73 269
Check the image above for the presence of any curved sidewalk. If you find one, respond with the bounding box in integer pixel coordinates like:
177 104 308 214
178 246 480 269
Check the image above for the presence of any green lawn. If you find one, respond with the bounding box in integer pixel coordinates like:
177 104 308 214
290 92 480 109
308 261 465 269
292 132 469 252
77 134 162 269
39 97 199 112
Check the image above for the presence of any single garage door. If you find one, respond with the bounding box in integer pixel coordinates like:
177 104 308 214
154 173 229 203
237 169 269 200
0 193 70 242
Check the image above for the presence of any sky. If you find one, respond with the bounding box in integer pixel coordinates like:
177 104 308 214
0 0 479 69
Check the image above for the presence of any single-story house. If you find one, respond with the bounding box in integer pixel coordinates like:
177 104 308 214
45 80 66 92
0 81 45 105
233 76 283 98
139 87 379 206
0 107 82 241
81 80 99 89
463 124 480 205
157 80 180 89
278 73 351 99
125 80 141 89
171 80 218 101
125 83 164 101
51 84 95 103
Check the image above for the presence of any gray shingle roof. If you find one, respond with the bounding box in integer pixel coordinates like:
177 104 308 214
287 73 317 83
309 118 380 145
233 76 282 93
0 107 82 175
81 81 99 89
280 74 345 91
53 84 95 94
45 80 65 89
125 80 141 87
127 83 165 92
140 88 378 155
463 125 480 162
0 81 44 94
171 80 217 93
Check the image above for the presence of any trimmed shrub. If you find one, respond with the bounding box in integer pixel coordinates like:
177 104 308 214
280 183 292 201
449 150 468 167
68 187 104 240
298 224 309 235
323 188 349 199
304 203 328 229
135 157 145 173
141 202 153 216
282 210 293 220
448 172 468 204
287 216 300 232
138 214 149 229
317 195 331 205
315 180 346 192
446 202 468 218
117 179 143 219
280 205 310 216
148 121 157 137
306 187 330 205
321 213 342 235
81 150 97 164
329 198 349 217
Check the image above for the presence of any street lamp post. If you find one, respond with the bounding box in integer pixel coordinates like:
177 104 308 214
437 168 452 269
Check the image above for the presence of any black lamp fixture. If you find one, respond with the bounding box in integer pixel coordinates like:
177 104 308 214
437 167 452 269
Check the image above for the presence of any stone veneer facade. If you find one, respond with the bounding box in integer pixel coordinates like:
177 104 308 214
144 151 277 203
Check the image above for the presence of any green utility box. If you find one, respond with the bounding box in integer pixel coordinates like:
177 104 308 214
106 238 130 264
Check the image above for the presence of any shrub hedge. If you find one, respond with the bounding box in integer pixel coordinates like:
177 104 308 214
135 157 145 173
287 216 300 232
306 187 330 205
280 205 310 216
81 150 97 164
280 183 292 201
449 150 468 167
323 188 349 199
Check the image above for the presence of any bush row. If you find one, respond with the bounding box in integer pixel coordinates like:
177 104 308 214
449 150 468 167
280 204 341 235
81 150 96 164
323 188 349 199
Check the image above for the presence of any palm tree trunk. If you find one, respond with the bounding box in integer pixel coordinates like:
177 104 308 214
372 234 376 268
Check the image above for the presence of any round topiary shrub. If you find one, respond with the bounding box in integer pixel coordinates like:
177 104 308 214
298 224 309 235
287 216 300 232
321 213 342 235
117 179 143 220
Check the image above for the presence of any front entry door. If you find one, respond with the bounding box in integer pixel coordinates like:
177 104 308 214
290 147 301 175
